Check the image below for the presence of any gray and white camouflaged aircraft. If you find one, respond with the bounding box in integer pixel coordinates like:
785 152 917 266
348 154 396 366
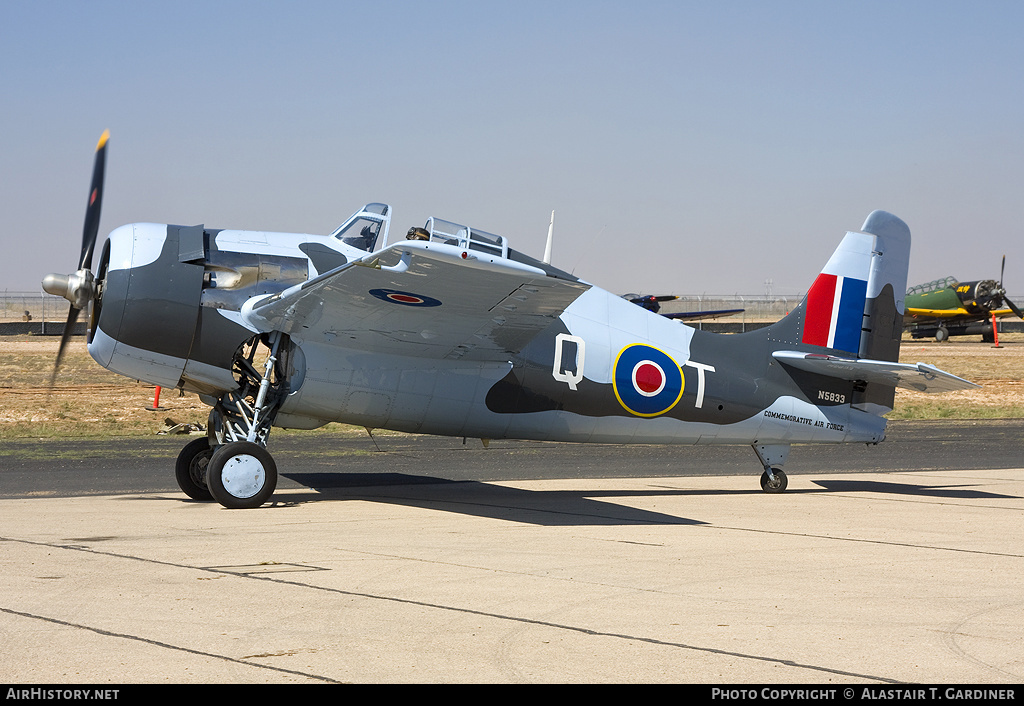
43 133 978 508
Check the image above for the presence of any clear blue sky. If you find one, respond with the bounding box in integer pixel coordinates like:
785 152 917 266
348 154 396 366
3 1 1023 297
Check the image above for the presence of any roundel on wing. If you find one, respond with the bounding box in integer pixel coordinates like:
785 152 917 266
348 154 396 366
368 288 442 307
613 344 684 417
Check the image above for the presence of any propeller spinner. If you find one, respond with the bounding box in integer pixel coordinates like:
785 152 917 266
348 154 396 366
41 130 109 382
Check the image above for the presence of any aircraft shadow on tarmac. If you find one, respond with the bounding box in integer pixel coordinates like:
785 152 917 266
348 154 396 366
281 472 705 526
809 479 1020 500
275 473 1020 526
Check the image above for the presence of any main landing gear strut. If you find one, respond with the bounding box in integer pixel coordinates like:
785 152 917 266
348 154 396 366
175 333 290 509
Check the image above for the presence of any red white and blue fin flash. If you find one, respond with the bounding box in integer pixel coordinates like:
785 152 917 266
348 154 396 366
800 231 873 353
801 273 867 353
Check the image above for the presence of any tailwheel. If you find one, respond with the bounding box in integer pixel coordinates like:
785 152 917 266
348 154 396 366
206 441 278 509
175 437 214 501
752 444 790 494
760 469 788 493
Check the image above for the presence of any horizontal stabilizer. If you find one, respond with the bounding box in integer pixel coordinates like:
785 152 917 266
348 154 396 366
772 350 979 393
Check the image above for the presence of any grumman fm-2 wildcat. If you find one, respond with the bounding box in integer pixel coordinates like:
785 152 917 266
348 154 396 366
43 133 978 508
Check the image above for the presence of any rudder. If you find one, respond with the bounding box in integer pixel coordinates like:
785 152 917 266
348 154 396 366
856 210 910 364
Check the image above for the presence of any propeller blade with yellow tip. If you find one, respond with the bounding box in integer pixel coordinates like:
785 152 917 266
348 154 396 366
79 129 109 271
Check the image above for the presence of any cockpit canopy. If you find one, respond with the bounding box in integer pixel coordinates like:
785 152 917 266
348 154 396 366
419 217 508 258
907 276 957 296
332 204 509 259
331 203 391 252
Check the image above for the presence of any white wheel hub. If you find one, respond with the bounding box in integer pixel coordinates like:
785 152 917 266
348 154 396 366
220 453 266 499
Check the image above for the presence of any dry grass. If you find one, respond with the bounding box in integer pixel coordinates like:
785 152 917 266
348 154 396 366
1 333 1022 438
0 338 211 438
891 333 1024 419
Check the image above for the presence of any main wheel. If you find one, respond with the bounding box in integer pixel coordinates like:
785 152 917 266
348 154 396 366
175 437 214 501
206 441 278 509
935 327 949 342
760 469 788 493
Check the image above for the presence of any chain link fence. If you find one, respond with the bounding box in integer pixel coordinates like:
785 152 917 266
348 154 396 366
4 291 1021 335
1 292 74 331
661 295 803 330
3 291 806 334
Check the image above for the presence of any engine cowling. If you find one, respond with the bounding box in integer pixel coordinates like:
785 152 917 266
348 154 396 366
88 223 307 396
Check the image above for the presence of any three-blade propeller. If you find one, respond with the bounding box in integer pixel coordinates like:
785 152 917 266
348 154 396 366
41 130 108 384
997 255 1023 320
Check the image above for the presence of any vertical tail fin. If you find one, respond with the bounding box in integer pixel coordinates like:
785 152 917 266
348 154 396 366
776 210 911 414
764 212 974 414
797 210 910 361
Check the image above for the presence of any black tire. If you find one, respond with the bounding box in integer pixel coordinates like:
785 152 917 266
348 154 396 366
760 469 788 493
206 441 277 509
935 327 948 343
175 437 214 501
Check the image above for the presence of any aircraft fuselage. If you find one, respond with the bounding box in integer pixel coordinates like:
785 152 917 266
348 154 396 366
85 220 884 450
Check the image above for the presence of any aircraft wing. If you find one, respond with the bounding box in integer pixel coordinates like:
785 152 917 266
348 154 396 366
907 306 1019 319
905 306 1020 325
240 240 591 360
905 307 972 319
663 308 744 321
772 351 979 393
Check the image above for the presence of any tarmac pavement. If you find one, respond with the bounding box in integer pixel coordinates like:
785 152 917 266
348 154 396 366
2 466 1023 684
